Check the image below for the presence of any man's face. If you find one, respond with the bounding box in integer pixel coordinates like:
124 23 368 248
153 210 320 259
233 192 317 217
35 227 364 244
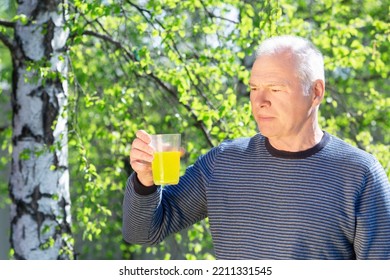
249 51 317 142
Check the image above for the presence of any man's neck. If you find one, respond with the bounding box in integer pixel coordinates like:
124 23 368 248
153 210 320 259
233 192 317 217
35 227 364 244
268 128 324 152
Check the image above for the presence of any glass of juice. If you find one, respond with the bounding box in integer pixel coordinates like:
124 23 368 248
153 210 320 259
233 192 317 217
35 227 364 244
150 134 181 185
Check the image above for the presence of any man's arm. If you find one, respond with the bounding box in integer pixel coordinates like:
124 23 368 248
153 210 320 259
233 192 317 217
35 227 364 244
354 159 390 259
122 145 220 245
122 173 161 244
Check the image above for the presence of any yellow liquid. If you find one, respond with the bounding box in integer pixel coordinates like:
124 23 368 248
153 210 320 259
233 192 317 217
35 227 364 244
152 151 181 185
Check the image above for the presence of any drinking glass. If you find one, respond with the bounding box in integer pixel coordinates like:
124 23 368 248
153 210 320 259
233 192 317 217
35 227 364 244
150 134 181 185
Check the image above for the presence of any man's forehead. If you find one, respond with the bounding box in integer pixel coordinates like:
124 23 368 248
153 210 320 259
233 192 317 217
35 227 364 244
249 80 290 86
249 72 292 84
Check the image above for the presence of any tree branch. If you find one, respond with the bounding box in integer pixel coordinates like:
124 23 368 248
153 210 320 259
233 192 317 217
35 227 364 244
126 0 166 30
79 12 215 147
147 72 215 147
200 0 239 24
125 1 221 115
0 19 15 51
0 31 15 51
0 19 15 28
81 30 136 61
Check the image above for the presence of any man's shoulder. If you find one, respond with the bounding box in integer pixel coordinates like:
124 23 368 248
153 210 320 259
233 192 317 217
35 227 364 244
195 135 261 171
326 133 377 168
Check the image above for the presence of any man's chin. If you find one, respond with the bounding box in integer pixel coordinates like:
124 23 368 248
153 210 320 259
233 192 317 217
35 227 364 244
257 126 275 138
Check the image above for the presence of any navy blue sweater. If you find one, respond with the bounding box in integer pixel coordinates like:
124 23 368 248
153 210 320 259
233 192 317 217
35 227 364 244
122 132 390 259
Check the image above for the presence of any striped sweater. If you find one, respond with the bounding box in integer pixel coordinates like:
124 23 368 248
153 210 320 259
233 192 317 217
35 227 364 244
122 132 390 259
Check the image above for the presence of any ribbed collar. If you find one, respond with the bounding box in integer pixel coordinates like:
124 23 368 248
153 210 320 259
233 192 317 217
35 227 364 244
265 131 330 159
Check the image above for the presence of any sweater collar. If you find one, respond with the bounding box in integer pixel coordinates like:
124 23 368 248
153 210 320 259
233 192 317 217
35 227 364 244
265 131 330 159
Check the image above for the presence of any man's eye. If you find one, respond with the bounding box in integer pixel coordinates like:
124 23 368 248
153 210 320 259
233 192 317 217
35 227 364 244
271 88 281 93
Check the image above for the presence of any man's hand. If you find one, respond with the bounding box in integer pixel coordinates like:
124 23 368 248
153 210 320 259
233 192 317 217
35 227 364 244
129 130 155 187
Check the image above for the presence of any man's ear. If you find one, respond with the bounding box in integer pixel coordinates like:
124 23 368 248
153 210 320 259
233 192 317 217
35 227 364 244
312 79 325 106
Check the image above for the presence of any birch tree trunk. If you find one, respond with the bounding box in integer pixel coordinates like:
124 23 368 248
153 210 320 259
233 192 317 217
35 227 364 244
9 0 73 259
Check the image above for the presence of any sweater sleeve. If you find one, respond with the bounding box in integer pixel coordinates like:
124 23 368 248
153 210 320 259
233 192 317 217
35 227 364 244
354 159 390 259
122 145 220 245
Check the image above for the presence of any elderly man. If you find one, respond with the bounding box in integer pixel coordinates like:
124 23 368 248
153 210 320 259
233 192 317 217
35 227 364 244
123 35 390 259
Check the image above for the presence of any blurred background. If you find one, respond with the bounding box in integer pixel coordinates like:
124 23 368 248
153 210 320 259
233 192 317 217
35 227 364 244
0 0 389 259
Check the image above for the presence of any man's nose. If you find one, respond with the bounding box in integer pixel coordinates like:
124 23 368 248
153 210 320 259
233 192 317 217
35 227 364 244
251 89 271 108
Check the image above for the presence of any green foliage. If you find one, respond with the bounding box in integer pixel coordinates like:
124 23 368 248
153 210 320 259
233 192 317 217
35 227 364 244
0 7 13 208
0 0 389 259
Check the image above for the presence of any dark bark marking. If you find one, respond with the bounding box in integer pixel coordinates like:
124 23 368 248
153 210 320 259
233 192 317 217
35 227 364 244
43 19 55 58
12 125 44 146
41 90 58 145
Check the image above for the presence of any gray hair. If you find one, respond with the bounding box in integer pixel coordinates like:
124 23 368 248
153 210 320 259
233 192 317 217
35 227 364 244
255 35 325 95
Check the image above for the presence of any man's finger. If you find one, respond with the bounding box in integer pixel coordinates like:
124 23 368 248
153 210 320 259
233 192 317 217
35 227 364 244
136 130 152 144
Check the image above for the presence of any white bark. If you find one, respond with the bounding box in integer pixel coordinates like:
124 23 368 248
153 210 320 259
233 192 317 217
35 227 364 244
10 0 73 259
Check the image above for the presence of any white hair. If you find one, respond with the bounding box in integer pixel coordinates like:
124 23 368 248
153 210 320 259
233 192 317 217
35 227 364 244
255 35 325 95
